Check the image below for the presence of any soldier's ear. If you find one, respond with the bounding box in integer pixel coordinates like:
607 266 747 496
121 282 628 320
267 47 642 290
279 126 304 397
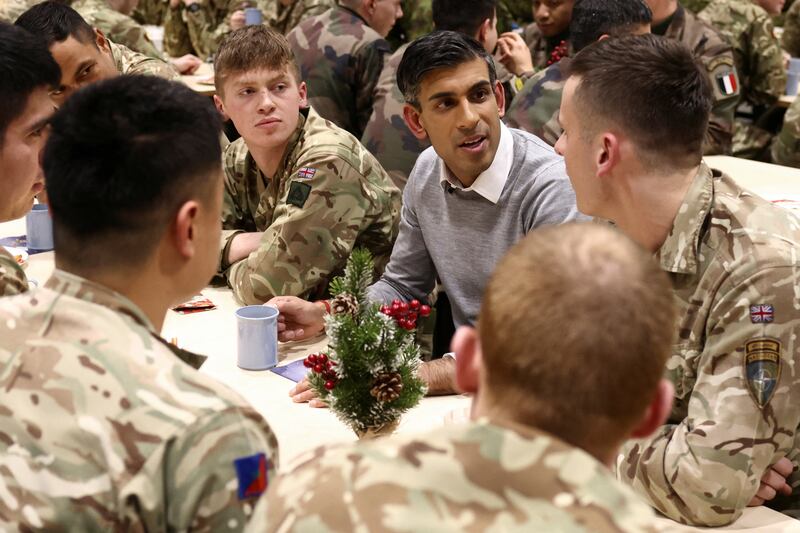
630 379 673 439
402 103 428 140
94 29 110 54
213 94 226 117
172 200 201 260
297 81 308 109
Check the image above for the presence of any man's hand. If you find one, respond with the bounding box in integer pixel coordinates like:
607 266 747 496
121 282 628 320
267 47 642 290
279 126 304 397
228 231 263 264
748 457 794 506
170 54 203 74
229 10 246 30
418 357 458 395
288 376 327 407
266 296 326 341
495 32 534 77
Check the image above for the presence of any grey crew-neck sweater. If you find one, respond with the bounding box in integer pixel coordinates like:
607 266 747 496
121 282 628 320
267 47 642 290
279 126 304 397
368 128 584 327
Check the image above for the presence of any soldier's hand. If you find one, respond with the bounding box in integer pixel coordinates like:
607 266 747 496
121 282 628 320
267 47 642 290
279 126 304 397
288 376 327 408
230 10 246 30
266 296 326 341
748 457 794 506
228 232 263 264
170 54 203 74
495 32 534 77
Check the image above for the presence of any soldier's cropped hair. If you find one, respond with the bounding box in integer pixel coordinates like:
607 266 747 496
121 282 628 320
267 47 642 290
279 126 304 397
568 34 712 168
397 30 496 108
433 0 497 37
0 22 60 145
569 0 652 53
215 25 301 96
15 1 96 48
479 223 676 452
43 76 223 269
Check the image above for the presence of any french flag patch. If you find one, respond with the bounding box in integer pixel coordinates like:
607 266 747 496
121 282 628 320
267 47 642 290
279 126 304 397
234 452 268 500
716 72 737 96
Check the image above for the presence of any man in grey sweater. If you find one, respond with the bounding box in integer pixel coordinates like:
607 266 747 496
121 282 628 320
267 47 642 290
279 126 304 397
270 31 582 399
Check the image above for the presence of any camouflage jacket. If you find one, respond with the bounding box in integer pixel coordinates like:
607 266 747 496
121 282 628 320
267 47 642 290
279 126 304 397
360 43 429 190
771 94 800 167
0 0 33 22
522 22 569 71
287 5 392 138
269 0 333 34
698 0 786 158
657 5 741 155
219 107 401 305
73 0 164 59
682 0 710 13
109 40 179 78
0 246 28 296
398 0 431 41
783 0 800 58
132 0 167 24
616 164 800 526
0 269 279 530
504 56 568 146
251 419 669 532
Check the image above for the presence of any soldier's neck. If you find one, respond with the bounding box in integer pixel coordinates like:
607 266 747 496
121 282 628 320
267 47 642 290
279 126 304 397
251 143 290 180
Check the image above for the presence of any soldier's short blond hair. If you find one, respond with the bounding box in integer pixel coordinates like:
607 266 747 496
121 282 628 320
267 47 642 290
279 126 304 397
478 223 676 451
214 25 301 96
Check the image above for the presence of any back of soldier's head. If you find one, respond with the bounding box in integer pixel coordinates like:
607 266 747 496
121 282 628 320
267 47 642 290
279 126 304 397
569 0 652 52
478 223 676 451
43 75 223 271
568 34 711 169
215 25 300 96
433 0 497 36
0 22 60 144
16 1 95 47
397 30 496 109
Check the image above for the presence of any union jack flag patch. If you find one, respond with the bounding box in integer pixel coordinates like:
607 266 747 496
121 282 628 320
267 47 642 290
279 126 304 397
296 167 316 180
750 304 774 323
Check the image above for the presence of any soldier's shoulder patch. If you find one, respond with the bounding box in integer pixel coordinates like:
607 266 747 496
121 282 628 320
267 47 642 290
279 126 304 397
287 181 312 208
744 337 781 409
233 452 268 500
296 167 316 180
706 56 740 100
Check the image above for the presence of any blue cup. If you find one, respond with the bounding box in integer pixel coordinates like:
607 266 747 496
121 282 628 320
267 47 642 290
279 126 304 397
236 305 279 370
244 7 262 25
787 58 800 96
25 204 54 252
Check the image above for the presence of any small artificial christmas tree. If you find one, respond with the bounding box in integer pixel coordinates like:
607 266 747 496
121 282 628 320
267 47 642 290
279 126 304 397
303 249 428 438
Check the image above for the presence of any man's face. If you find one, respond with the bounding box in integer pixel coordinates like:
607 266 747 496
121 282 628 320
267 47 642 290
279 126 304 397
49 31 118 106
414 58 504 184
756 0 784 15
0 88 54 221
533 0 574 37
554 77 607 216
368 0 403 37
216 66 307 154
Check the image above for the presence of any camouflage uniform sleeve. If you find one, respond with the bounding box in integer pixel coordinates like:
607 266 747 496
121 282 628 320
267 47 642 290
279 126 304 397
224 152 378 304
146 406 279 531
503 67 564 146
0 247 28 296
219 145 248 273
163 5 195 57
133 0 166 25
771 96 800 167
782 2 800 58
353 38 390 139
617 265 800 526
745 13 786 108
702 52 740 155
106 14 165 59
183 0 250 60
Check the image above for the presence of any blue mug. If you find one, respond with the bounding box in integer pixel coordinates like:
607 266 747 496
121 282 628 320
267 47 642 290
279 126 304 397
26 204 54 252
236 305 279 370
244 7 262 25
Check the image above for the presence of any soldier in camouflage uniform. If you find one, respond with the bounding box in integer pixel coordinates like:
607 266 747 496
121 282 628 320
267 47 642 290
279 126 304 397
16 2 178 105
557 35 800 526
523 0 574 70
0 0 35 21
771 95 800 166
132 0 166 23
71 0 164 57
783 0 800 56
698 0 786 159
287 0 402 138
253 222 680 532
0 23 59 297
0 75 279 530
214 26 400 305
269 0 333 34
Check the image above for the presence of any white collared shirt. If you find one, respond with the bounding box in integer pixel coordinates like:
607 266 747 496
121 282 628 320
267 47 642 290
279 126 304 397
439 122 514 204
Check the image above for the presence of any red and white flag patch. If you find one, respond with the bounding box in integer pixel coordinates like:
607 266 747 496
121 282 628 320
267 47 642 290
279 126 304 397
716 72 737 96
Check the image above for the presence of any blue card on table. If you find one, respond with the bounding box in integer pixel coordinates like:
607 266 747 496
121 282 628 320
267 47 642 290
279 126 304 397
270 359 310 383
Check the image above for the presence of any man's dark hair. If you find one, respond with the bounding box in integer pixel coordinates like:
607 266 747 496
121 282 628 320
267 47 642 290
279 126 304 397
0 22 60 144
15 1 96 47
569 0 652 52
397 30 496 108
569 34 711 168
43 76 223 269
433 0 497 37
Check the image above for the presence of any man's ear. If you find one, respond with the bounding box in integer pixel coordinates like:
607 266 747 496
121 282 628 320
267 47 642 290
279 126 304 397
477 18 491 46
297 80 308 108
597 132 620 178
364 0 377 16
213 94 225 115
494 79 506 118
630 379 674 439
451 326 482 394
94 29 110 53
402 103 429 141
173 200 200 260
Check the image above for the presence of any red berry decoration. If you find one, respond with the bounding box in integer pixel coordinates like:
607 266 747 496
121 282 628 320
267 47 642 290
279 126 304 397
318 353 328 364
399 302 409 312
303 358 312 368
419 305 431 317
314 363 324 373
325 380 336 390
308 353 317 364
410 299 420 310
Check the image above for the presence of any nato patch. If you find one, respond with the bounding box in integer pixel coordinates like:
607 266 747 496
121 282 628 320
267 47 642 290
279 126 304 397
744 338 781 409
287 182 312 208
233 452 268 500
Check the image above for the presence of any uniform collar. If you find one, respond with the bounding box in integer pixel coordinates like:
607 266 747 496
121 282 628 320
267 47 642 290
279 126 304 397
656 163 714 275
439 122 513 204
248 107 309 184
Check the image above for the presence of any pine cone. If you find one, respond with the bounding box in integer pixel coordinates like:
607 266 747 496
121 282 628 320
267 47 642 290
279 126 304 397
331 293 359 318
370 372 403 403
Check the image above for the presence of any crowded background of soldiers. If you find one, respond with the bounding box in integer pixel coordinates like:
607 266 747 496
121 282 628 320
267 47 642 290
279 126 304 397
1 0 800 530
